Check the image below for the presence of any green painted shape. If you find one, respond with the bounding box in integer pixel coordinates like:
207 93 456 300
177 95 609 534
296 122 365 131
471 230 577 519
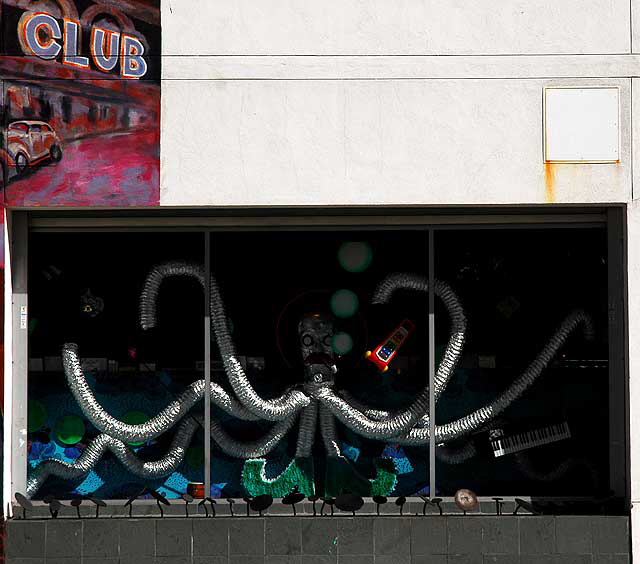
55 415 85 445
28 400 47 433
242 457 315 497
324 457 397 497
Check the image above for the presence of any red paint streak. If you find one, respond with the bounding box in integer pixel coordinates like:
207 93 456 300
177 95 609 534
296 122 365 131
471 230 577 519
5 129 160 207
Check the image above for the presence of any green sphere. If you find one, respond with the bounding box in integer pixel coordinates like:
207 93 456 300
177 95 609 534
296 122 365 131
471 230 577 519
55 415 85 445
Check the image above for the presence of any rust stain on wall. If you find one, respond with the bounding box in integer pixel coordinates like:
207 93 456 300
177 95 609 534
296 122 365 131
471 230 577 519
544 162 555 203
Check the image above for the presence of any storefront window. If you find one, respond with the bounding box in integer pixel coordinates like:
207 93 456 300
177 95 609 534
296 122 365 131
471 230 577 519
21 223 615 503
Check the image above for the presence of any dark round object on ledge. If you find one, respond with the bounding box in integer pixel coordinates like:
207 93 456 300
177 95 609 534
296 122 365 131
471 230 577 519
283 492 305 505
182 494 194 503
373 495 387 505
15 493 33 510
250 494 273 513
145 489 170 506
335 493 364 514
454 489 478 513
88 495 107 507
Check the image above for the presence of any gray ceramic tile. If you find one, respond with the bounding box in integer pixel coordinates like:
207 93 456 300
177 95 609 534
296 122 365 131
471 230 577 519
156 518 193 556
593 556 630 564
556 516 592 554
337 557 371 564
302 556 337 564
591 517 630 554
6 521 46 558
155 557 191 564
481 517 518 555
376 556 411 564
447 555 482 564
119 519 155 556
412 557 447 564
483 556 520 564
229 557 266 564
45 520 81 558
193 518 229 556
194 557 229 564
302 518 337 555
266 556 303 564
119 557 155 564
374 517 410 555
519 556 556 564
83 559 119 564
447 517 482 555
266 517 302 555
552 557 593 564
336 517 373 555
229 519 266 555
519 517 555 555
411 517 446 555
82 519 119 557
5 559 45 564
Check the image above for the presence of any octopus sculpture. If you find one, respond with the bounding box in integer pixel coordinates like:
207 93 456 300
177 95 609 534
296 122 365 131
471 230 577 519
26 261 594 498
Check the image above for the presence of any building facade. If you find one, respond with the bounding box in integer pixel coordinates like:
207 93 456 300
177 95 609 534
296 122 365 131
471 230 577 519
1 1 640 562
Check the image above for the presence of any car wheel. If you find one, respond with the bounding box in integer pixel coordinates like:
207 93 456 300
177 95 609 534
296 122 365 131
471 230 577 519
50 144 62 162
15 152 28 175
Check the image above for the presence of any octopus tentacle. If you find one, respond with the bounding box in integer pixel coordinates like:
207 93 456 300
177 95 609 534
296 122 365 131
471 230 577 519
295 402 318 458
140 261 310 421
63 343 259 443
27 417 199 498
390 310 594 445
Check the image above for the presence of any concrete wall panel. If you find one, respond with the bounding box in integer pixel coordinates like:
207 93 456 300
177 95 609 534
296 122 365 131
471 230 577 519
161 78 631 207
162 0 631 56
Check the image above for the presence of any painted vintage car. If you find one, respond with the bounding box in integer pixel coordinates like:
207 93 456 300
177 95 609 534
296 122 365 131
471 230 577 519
5 120 63 177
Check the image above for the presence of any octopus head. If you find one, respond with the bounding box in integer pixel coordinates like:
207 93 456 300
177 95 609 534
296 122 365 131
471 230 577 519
298 312 337 386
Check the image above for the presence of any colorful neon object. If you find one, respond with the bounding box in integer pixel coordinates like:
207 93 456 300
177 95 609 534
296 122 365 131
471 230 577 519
365 319 416 372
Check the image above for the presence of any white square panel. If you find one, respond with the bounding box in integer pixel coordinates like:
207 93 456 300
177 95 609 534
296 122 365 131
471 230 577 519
544 87 619 163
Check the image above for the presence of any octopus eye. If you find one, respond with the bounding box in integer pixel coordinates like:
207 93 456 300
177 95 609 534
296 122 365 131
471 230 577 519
322 335 332 347
301 334 313 346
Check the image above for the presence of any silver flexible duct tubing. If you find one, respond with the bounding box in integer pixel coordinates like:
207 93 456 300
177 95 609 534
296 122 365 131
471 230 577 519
295 403 318 458
319 403 342 457
27 417 199 497
391 310 594 445
63 343 259 443
210 414 298 459
140 261 310 421
372 274 466 401
435 441 477 464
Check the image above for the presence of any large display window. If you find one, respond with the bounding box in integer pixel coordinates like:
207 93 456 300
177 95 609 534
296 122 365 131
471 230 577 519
15 214 625 511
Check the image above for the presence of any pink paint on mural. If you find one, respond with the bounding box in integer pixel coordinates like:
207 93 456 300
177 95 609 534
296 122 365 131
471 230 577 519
0 0 161 207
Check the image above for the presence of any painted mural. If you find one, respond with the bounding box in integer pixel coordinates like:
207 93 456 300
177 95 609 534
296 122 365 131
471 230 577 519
0 0 161 207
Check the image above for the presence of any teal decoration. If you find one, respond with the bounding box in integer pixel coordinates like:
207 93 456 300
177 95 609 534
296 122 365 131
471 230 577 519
242 457 315 497
324 457 397 497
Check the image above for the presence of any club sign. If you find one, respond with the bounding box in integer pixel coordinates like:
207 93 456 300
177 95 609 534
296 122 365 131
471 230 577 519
18 11 148 79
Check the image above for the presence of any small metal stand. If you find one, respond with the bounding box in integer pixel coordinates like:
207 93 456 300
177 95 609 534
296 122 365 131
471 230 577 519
88 496 106 519
14 493 32 520
320 497 335 516
226 498 235 516
181 494 194 517
243 497 253 517
395 496 407 516
492 497 504 516
70 497 83 519
283 491 305 516
373 495 387 516
308 496 319 516
146 488 170 518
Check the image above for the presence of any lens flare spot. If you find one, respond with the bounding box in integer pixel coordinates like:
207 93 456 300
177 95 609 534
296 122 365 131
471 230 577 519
338 242 373 272
332 332 354 355
330 289 359 319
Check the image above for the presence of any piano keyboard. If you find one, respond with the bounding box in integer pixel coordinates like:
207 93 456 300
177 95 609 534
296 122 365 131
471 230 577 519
491 422 571 457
